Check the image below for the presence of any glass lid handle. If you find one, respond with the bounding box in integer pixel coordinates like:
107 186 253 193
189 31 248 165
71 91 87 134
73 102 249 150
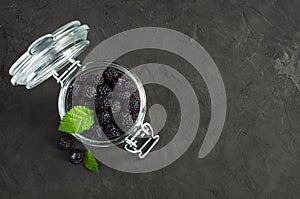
9 20 89 89
124 123 160 159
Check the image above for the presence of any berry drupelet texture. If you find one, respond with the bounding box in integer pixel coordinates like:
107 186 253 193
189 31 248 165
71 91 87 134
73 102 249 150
129 92 140 115
110 100 121 114
57 135 73 150
96 83 112 98
97 110 111 125
104 123 122 140
103 67 121 85
69 149 84 164
81 85 97 99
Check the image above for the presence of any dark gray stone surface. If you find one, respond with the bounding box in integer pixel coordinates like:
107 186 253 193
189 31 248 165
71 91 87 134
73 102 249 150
1 0 300 198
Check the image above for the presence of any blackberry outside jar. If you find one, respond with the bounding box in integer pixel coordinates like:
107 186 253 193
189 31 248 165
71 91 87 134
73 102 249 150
9 21 160 159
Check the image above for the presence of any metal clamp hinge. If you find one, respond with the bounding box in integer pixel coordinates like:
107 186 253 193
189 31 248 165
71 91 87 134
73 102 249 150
124 123 160 159
52 59 81 87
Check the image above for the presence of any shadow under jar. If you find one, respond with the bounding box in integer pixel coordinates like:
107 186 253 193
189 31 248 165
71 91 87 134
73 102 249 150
9 21 159 159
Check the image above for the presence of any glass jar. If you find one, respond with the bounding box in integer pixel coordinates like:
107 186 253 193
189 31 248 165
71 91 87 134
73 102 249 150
9 21 159 159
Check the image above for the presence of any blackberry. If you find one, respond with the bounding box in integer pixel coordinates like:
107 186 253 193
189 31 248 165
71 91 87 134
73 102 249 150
124 112 134 126
104 123 122 140
77 74 98 85
120 112 134 130
114 112 134 132
96 83 112 98
57 135 73 150
86 74 96 84
95 96 111 111
72 82 81 97
117 91 131 100
129 93 140 114
131 112 139 122
103 67 120 84
97 110 111 125
115 77 133 91
96 75 104 85
131 90 139 98
110 100 121 114
69 149 84 164
81 85 96 99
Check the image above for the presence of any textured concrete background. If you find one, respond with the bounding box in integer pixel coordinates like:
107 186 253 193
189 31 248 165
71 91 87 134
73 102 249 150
1 0 300 198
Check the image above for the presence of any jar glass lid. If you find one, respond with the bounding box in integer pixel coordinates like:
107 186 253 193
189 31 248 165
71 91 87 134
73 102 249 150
9 21 89 89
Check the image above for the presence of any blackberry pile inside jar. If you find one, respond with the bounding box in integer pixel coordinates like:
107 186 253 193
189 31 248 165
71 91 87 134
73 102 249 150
58 66 141 164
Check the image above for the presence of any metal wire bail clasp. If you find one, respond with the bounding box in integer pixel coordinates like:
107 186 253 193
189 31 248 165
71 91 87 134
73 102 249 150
52 59 82 87
124 123 160 159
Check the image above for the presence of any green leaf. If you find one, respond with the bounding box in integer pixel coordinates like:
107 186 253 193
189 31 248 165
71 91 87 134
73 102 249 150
58 105 94 134
83 150 99 173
